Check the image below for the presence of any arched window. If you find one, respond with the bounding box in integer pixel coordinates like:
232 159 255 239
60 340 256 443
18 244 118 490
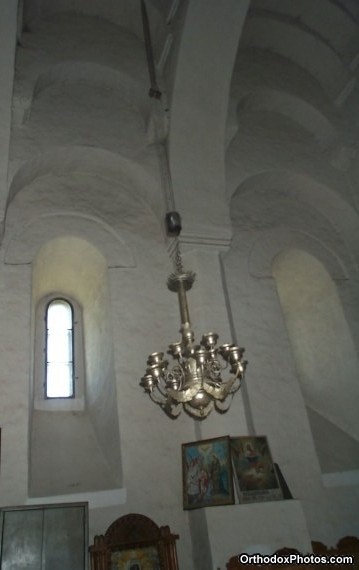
45 299 74 398
33 292 84 411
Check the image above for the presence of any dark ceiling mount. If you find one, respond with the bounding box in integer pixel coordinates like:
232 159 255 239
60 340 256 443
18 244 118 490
165 211 182 237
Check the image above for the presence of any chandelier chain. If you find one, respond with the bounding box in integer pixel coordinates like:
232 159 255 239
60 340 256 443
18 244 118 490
174 239 184 274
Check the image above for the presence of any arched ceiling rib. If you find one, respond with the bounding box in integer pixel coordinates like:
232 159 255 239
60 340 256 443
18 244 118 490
24 0 166 44
168 0 251 241
238 88 337 149
230 170 359 269
250 0 359 62
333 0 359 23
241 15 351 101
33 63 149 118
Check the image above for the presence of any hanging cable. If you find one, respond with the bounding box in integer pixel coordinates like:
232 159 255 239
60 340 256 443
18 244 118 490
140 0 183 272
141 0 162 99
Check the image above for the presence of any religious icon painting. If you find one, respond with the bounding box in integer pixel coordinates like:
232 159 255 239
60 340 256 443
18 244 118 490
182 436 234 510
230 436 283 504
110 546 160 570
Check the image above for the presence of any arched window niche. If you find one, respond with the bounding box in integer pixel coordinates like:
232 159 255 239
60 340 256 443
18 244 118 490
30 236 122 497
272 249 359 474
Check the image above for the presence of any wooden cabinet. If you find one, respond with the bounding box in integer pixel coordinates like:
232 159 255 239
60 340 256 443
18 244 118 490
0 503 88 570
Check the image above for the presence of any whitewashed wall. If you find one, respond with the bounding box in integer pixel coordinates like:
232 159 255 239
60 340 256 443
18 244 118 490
0 2 358 569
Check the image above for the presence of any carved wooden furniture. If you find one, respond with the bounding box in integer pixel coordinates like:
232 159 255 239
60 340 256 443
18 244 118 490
89 513 179 570
227 537 359 569
312 536 359 568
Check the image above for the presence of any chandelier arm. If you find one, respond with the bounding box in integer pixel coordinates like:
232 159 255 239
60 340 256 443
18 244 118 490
202 380 235 400
166 384 200 403
202 365 244 400
227 374 243 395
155 380 173 400
227 362 246 394
149 388 168 406
214 394 235 413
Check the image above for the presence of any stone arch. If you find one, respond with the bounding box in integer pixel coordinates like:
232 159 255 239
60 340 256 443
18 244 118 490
248 229 348 281
24 0 165 45
230 171 359 269
250 0 359 61
242 14 351 99
23 61 150 126
4 213 135 267
6 147 164 235
238 88 337 149
13 10 151 128
335 0 359 22
168 1 249 238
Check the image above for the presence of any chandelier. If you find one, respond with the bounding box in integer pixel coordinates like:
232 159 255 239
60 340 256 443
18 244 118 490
139 0 247 418
140 223 247 419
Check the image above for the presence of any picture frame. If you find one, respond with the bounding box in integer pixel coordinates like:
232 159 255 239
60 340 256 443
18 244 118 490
230 436 283 504
182 436 234 510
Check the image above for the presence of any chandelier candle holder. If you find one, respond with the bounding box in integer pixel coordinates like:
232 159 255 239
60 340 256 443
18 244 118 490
140 268 247 419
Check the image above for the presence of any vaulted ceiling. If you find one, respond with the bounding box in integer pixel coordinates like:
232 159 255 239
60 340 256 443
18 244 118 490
13 0 359 227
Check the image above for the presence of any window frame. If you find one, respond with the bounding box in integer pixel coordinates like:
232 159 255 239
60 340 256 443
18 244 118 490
44 297 75 399
34 293 85 411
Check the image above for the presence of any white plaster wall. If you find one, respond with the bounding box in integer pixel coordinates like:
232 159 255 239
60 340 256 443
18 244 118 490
0 264 31 506
207 501 312 570
1 1 359 567
0 0 18 226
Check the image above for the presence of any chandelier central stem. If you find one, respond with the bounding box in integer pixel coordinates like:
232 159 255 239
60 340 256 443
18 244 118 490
177 281 190 328
167 271 196 345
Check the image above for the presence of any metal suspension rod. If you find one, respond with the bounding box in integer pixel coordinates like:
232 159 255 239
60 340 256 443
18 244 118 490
141 0 162 99
177 280 191 327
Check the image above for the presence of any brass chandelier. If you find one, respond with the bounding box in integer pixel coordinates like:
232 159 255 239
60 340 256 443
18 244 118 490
140 222 247 419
